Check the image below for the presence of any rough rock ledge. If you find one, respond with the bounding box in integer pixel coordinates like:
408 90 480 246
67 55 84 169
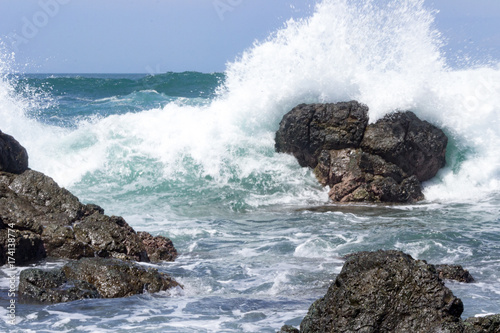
0 129 177 265
0 129 180 302
277 250 499 333
275 102 448 203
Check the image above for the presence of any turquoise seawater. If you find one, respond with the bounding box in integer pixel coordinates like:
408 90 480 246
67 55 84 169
1 0 500 331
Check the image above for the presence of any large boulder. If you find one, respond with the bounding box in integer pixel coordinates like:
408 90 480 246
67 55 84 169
19 257 180 303
275 102 448 203
300 250 464 333
0 130 28 174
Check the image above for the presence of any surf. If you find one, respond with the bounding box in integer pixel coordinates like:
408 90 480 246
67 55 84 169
0 0 499 210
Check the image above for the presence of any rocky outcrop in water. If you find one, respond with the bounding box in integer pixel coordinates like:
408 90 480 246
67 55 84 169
19 257 181 303
275 102 448 203
278 250 495 333
0 129 181 303
275 102 369 169
300 250 464 333
360 111 448 182
0 130 177 265
0 130 29 174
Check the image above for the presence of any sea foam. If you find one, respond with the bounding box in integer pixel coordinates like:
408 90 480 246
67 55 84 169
0 0 499 207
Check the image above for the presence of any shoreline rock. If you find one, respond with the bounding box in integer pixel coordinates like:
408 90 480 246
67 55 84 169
435 264 475 283
280 250 498 333
275 102 448 203
0 169 179 265
0 141 178 265
300 250 464 333
0 129 181 302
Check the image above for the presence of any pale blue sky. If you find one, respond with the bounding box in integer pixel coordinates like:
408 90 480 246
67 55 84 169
0 0 499 73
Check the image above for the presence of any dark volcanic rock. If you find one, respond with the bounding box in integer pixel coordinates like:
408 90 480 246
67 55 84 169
0 130 28 174
275 102 448 203
464 314 500 333
19 268 100 303
0 132 179 265
275 102 369 168
137 231 178 263
19 257 180 303
314 148 423 202
62 257 180 298
300 250 464 333
361 111 448 182
435 264 475 283
0 168 180 264
0 229 45 265
0 170 151 263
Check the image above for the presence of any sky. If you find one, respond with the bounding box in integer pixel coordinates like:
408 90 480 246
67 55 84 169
0 0 499 73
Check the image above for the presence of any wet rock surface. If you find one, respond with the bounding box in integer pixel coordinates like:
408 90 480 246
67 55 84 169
277 325 300 333
19 268 100 304
275 101 369 169
464 314 500 333
0 169 152 264
275 102 448 202
360 111 448 182
0 129 177 266
300 250 465 333
19 257 180 303
291 250 497 333
137 231 178 263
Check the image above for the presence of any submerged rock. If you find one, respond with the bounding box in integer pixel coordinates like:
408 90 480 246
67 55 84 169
19 257 180 303
300 250 464 333
0 130 28 174
275 102 448 203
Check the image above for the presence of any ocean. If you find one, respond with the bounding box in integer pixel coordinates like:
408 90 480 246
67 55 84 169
1 0 499 332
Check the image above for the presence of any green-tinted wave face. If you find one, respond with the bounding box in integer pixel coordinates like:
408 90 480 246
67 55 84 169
9 72 225 127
